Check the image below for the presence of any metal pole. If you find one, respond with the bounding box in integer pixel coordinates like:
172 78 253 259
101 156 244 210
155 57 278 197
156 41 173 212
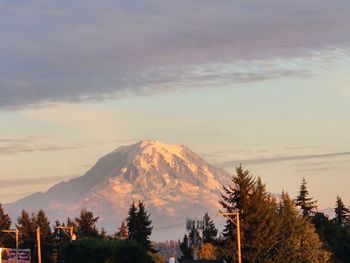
193 226 197 260
16 229 19 263
236 213 242 263
218 212 243 263
37 227 41 263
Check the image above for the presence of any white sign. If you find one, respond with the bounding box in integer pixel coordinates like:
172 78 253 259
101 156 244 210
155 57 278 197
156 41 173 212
1 248 30 263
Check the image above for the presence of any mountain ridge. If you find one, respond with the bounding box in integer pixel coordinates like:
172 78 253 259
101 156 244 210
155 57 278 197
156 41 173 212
6 140 230 240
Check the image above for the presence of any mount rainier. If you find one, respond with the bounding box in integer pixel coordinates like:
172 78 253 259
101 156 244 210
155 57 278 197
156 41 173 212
6 140 231 240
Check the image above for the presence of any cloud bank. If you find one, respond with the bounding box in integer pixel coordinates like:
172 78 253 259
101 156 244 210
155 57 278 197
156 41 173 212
1 0 350 108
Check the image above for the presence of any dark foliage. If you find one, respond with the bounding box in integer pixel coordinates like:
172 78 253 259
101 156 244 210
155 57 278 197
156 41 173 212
295 178 317 217
61 238 152 263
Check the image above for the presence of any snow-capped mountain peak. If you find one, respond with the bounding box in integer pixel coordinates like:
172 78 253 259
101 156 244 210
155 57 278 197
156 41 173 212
6 140 230 240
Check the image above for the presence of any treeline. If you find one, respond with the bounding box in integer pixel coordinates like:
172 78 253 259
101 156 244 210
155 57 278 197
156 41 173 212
179 166 350 263
0 201 165 263
1 166 350 262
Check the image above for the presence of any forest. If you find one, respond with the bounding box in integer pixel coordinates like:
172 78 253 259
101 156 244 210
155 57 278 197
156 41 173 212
1 166 350 263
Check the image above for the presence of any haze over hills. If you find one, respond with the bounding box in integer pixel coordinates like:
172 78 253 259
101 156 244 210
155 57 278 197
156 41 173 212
5 140 231 240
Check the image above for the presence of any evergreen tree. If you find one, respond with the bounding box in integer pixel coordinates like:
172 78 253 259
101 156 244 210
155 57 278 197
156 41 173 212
242 177 281 261
273 192 330 262
202 213 217 244
16 210 36 259
52 220 65 263
0 204 12 247
52 220 66 243
116 221 128 240
334 196 350 227
219 166 281 262
312 212 350 262
75 209 100 238
126 201 138 241
99 227 107 240
35 209 54 262
295 178 317 217
178 234 192 262
135 201 154 252
126 201 154 252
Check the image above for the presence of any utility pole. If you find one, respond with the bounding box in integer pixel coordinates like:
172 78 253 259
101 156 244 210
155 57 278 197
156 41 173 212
54 226 76 241
1 229 19 262
219 212 242 263
37 227 42 263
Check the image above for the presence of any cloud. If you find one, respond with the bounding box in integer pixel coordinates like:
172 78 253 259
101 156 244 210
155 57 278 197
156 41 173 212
0 175 74 188
218 151 350 168
1 0 350 108
0 136 86 155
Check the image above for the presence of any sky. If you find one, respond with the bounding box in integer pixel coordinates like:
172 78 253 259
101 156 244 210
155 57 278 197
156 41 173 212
1 0 350 210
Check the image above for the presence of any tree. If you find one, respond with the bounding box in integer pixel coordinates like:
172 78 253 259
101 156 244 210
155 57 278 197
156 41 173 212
219 166 281 262
135 201 154 252
218 166 330 262
198 243 217 260
148 252 167 263
116 221 128 240
272 192 330 262
75 209 100 238
0 204 12 247
16 210 36 260
202 213 218 244
100 227 107 240
295 178 317 217
35 209 54 262
334 196 350 227
178 234 192 262
62 239 153 263
126 202 138 240
126 201 154 252
312 212 350 262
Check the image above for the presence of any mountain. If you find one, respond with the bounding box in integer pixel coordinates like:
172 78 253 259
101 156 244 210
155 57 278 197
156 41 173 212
5 140 230 240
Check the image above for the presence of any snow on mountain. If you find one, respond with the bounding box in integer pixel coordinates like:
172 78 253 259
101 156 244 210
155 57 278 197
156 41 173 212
5 140 231 240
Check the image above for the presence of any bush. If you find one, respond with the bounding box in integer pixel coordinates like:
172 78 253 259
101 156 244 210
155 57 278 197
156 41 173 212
62 238 152 263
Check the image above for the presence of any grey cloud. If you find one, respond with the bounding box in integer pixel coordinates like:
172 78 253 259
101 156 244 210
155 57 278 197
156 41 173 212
1 0 350 108
218 151 350 168
0 192 33 200
0 136 87 155
0 175 75 188
295 166 340 173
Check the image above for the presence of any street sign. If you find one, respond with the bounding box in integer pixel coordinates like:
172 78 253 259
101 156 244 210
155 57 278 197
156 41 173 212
1 248 30 263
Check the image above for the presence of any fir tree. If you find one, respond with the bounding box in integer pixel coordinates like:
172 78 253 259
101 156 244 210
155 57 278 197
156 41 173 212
312 211 350 262
178 234 192 262
126 201 138 240
202 213 217 244
16 210 36 259
126 201 154 252
52 220 66 243
219 166 281 262
135 201 154 252
35 209 52 241
0 204 12 247
334 196 350 227
75 209 99 238
116 221 128 240
295 178 317 217
273 192 330 262
99 227 107 240
242 177 281 261
35 209 54 262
